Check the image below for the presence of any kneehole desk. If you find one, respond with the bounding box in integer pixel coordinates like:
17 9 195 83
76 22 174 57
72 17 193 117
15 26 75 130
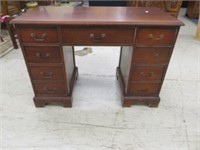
11 6 184 107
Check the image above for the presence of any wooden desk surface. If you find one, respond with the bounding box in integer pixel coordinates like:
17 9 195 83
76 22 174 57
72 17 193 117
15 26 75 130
11 6 183 26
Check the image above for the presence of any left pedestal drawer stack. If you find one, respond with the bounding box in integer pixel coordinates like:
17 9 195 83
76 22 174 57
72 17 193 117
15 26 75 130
17 26 72 107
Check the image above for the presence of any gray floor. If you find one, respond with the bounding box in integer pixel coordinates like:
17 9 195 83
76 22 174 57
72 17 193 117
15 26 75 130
1 9 200 150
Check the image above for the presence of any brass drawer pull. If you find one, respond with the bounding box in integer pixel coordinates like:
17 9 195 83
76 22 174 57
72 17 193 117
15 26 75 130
148 34 164 40
154 53 160 58
140 72 154 77
30 33 47 42
35 52 50 58
40 72 53 79
43 86 57 94
90 33 106 42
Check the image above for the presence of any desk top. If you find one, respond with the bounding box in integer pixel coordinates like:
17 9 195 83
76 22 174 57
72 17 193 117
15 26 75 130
11 6 183 26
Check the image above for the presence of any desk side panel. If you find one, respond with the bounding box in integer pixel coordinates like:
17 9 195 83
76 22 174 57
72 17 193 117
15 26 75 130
63 46 76 95
119 46 133 94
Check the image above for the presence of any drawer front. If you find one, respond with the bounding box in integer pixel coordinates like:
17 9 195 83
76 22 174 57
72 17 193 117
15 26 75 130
30 66 64 81
34 83 67 96
19 27 58 43
136 28 177 46
61 27 134 45
129 83 160 96
24 47 62 63
133 47 171 64
131 66 165 81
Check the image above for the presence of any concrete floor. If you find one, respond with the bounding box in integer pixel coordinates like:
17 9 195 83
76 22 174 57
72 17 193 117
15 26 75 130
1 9 200 150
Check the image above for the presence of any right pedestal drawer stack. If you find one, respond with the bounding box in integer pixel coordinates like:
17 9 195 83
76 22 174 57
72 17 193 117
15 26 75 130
123 27 179 107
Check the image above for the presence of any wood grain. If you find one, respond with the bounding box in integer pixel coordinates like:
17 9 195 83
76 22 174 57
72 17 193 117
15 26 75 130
11 6 183 26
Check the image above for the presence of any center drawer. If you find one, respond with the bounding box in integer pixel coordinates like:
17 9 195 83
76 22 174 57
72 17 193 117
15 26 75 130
61 27 134 45
30 66 64 81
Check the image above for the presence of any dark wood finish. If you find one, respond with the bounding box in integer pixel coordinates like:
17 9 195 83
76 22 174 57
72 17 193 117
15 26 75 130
24 46 62 63
61 27 134 46
136 27 177 46
34 83 67 96
116 67 160 107
185 1 199 19
33 96 72 107
11 7 183 107
18 27 59 43
29 66 64 81
131 66 165 81
129 82 160 96
12 7 183 26
132 47 171 64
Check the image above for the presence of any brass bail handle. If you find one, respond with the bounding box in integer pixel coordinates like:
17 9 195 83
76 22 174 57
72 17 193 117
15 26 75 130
90 33 106 42
148 34 164 40
31 33 47 41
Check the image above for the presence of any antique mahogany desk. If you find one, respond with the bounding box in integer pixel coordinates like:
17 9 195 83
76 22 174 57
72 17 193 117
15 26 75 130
11 6 183 107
